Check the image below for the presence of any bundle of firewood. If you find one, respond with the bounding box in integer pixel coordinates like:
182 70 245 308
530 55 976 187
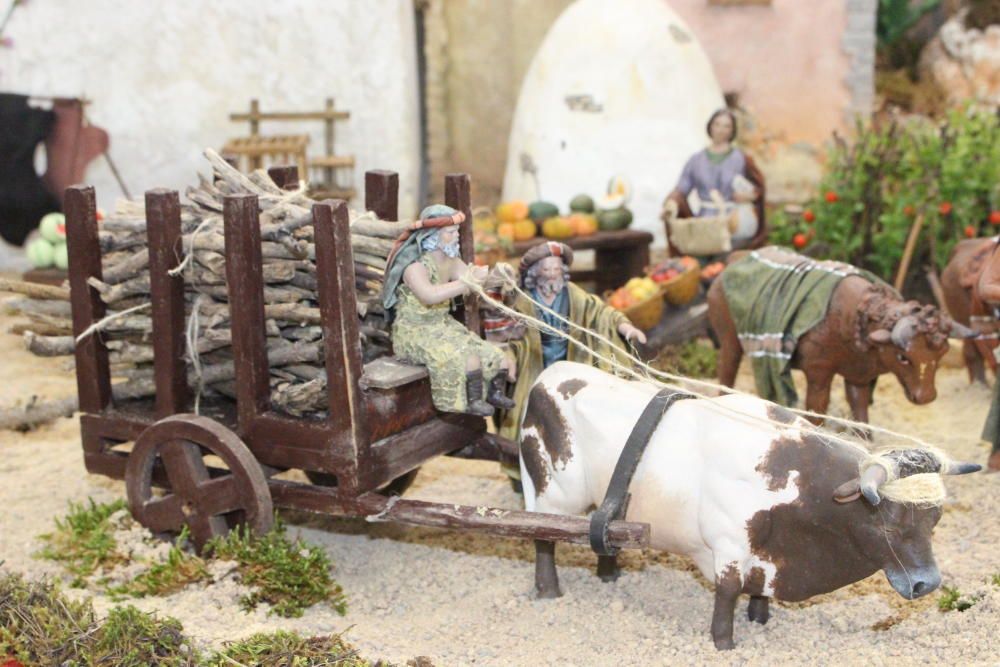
2 149 410 421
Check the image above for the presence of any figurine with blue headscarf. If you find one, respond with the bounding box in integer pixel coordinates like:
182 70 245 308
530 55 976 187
382 204 516 416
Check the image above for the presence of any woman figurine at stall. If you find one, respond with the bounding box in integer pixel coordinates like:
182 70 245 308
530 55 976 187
382 204 516 418
663 108 767 255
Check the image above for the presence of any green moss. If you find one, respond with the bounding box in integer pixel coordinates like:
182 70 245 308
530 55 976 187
206 630 376 667
203 521 347 618
88 605 197 667
937 585 979 612
108 528 211 600
36 498 129 585
0 571 95 664
0 571 198 666
651 340 718 379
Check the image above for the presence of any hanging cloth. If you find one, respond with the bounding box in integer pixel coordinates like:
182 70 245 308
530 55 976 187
0 93 60 246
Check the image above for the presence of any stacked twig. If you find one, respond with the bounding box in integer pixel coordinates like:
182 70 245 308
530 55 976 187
2 149 409 423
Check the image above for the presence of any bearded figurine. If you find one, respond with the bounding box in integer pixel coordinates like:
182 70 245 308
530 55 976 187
497 242 646 461
382 205 516 417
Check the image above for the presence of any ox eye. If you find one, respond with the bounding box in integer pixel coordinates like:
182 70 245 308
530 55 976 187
896 353 910 365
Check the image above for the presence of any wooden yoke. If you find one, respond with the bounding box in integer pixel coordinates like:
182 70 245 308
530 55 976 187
145 189 190 417
222 194 271 433
445 173 479 334
313 200 370 488
65 185 111 413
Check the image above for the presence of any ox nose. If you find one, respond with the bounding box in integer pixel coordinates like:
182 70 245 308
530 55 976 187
886 568 940 599
910 388 936 405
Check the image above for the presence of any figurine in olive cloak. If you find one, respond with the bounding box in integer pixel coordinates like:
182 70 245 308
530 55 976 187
496 242 645 464
382 205 516 417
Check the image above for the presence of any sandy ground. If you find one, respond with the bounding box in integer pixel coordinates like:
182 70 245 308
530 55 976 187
1 302 1000 666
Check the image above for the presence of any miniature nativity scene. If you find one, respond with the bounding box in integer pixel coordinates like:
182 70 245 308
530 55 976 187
0 0 999 664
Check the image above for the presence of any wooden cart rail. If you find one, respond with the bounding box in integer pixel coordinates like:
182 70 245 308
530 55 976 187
63 166 652 553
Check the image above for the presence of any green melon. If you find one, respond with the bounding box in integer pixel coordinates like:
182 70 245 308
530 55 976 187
53 242 69 270
597 207 633 231
26 238 55 268
528 201 560 222
39 212 66 244
569 194 595 214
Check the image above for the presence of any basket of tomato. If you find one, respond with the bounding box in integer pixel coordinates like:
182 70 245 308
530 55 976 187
606 277 664 331
648 256 700 306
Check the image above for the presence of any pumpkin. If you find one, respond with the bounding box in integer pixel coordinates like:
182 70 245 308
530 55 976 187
472 208 497 233
513 219 538 241
496 201 529 222
569 213 598 236
542 216 575 239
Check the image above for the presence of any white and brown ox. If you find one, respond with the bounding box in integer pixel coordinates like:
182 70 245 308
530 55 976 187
520 361 980 650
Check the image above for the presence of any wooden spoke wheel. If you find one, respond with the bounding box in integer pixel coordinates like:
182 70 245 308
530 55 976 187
125 414 273 550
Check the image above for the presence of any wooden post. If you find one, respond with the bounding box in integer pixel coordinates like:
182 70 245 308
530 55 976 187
223 194 271 431
249 99 261 169
65 185 111 413
895 213 925 293
267 165 299 191
324 98 335 188
145 189 190 417
313 200 370 484
365 170 399 221
445 173 479 334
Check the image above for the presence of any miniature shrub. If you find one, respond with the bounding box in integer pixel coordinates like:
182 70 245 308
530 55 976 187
937 585 980 612
206 630 375 667
203 521 347 618
36 497 129 585
800 109 1000 292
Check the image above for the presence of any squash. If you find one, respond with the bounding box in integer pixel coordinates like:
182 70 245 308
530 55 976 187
542 216 575 239
569 194 595 214
496 201 529 223
528 201 560 222
513 219 538 241
597 207 633 231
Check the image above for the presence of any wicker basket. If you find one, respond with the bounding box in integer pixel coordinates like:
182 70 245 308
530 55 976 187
606 288 664 331
660 264 700 306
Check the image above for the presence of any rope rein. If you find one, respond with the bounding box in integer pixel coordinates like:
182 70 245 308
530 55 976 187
463 262 944 455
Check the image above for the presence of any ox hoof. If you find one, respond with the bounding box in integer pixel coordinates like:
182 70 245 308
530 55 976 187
747 596 770 625
988 450 1000 472
597 555 621 583
598 570 621 583
713 637 735 651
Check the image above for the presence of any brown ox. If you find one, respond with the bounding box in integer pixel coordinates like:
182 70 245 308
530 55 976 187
941 237 1000 384
708 269 976 423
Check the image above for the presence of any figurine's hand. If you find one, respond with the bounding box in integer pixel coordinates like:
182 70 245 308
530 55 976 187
470 264 489 283
619 323 647 345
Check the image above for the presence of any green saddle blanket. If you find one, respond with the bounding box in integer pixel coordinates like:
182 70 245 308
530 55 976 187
720 247 881 406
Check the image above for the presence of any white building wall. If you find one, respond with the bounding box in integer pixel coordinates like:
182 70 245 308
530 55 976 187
0 0 422 216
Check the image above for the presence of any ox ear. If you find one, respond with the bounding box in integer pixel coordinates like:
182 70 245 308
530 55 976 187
833 479 861 503
868 329 892 345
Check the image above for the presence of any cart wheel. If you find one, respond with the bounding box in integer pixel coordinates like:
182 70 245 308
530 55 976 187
126 414 273 550
304 468 419 497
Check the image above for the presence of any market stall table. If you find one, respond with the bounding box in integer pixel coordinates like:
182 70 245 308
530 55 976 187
512 229 653 294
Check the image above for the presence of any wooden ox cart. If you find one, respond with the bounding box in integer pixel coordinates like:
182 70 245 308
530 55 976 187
64 167 651 555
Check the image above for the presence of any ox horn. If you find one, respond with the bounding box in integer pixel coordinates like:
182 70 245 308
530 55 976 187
890 316 919 349
944 461 982 475
859 464 888 506
945 318 979 340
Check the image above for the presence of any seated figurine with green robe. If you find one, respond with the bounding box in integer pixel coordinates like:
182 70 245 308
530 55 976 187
382 205 516 417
